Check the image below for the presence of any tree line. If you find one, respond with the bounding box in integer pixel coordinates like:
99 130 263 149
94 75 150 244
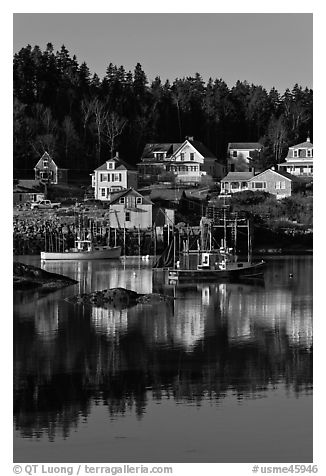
13 43 313 176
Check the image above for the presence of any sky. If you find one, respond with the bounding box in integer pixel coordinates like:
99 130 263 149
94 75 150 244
13 13 313 93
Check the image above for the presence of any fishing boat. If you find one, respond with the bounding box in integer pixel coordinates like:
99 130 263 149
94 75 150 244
41 217 121 261
41 238 121 261
155 212 266 282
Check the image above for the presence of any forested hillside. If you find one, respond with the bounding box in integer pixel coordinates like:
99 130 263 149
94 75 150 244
13 43 313 176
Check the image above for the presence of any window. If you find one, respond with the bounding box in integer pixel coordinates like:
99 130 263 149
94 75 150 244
281 181 286 189
232 151 237 157
294 150 298 157
155 153 164 161
125 211 130 221
101 188 106 197
136 197 142 205
120 197 125 204
100 173 107 182
43 160 48 167
108 162 114 169
252 182 266 189
180 152 184 161
190 153 195 161
307 149 312 157
300 167 304 173
114 173 120 181
275 181 281 189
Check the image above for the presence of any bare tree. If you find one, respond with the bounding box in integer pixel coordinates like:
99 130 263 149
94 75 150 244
81 98 96 140
92 99 108 164
103 112 127 158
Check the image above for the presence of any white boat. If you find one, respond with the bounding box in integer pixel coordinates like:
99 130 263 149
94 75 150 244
41 239 121 261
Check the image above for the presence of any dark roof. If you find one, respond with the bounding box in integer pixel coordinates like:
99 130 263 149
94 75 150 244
141 143 182 159
95 157 137 172
187 140 217 158
13 180 44 192
221 171 255 181
108 188 153 206
148 188 184 203
228 142 263 150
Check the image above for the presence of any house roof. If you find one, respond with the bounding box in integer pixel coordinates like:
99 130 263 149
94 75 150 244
141 143 182 159
248 168 304 183
290 139 313 149
108 188 153 206
13 180 44 192
148 188 184 203
221 172 255 182
187 140 217 158
95 156 137 172
228 142 263 150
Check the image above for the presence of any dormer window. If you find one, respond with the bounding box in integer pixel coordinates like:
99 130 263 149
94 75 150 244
119 197 125 204
294 150 298 157
136 197 142 205
107 161 115 170
307 149 312 157
154 152 165 161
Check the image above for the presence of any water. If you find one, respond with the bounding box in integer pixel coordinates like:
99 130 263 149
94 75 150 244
13 255 313 463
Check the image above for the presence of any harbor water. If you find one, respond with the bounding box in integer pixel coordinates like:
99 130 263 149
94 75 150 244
13 255 313 463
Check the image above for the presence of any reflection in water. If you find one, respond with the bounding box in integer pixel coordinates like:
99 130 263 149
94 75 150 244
13 256 313 461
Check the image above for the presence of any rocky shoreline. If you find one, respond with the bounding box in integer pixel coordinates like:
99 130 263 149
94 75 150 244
13 262 78 291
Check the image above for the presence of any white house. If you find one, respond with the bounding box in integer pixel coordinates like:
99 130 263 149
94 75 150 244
91 153 138 201
220 171 255 194
138 138 225 185
248 169 303 199
227 142 263 172
278 137 313 178
107 188 153 230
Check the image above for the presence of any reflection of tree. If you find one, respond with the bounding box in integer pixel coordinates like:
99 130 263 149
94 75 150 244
14 287 312 440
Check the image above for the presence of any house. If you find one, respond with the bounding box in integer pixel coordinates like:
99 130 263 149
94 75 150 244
220 171 255 195
13 180 45 205
91 153 138 201
137 138 225 186
227 142 263 172
107 188 153 230
34 152 68 184
137 143 182 185
247 169 304 199
278 137 313 178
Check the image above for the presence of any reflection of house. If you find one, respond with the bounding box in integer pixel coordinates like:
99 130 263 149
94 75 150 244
248 169 303 199
138 138 225 186
108 188 153 229
91 307 128 337
227 142 262 172
278 137 313 178
91 153 138 201
220 171 255 194
34 152 68 184
13 179 45 204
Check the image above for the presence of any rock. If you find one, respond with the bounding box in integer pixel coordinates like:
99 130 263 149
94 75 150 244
66 287 173 309
13 262 78 291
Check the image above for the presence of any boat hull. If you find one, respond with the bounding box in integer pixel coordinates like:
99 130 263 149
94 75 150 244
41 246 121 261
168 261 266 282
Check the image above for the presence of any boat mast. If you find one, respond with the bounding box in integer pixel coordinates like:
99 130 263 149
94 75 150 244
223 207 227 248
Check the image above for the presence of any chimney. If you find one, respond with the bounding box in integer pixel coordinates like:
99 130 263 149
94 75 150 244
307 136 310 143
116 151 119 158
186 136 194 141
